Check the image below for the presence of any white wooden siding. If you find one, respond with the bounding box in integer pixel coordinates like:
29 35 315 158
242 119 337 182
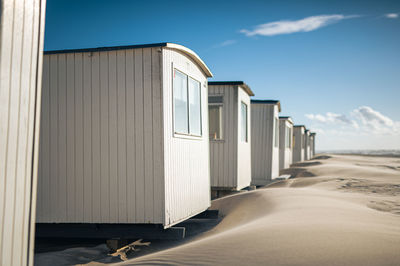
293 127 305 163
37 47 164 224
271 106 280 179
251 103 279 185
209 85 237 189
162 48 210 226
236 87 252 189
304 131 310 160
208 85 251 190
0 0 46 265
279 120 293 170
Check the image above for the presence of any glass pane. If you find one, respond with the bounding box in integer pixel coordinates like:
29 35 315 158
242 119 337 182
209 105 222 140
241 102 248 142
174 70 188 134
188 78 201 136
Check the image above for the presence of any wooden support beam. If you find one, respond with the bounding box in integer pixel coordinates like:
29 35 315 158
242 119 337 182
35 224 186 240
191 210 219 219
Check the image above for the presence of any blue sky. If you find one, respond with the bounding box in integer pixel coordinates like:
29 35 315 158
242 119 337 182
44 0 400 150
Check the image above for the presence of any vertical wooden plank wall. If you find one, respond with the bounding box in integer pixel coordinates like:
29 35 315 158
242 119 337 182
270 105 280 180
163 48 210 226
236 87 251 190
0 0 46 265
251 104 274 184
292 127 304 163
208 85 237 189
279 120 293 170
279 120 287 170
37 47 164 224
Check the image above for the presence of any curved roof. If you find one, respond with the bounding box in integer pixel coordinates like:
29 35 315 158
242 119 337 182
208 81 254 96
166 43 212 77
44 42 213 78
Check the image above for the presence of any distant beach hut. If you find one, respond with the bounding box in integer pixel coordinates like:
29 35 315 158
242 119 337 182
293 125 306 163
36 43 213 229
304 129 311 160
310 132 316 158
279 116 294 170
251 100 281 185
208 81 254 191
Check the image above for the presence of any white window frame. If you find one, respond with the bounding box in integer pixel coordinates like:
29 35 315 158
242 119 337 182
241 101 248 143
172 68 202 139
209 95 224 141
274 117 279 148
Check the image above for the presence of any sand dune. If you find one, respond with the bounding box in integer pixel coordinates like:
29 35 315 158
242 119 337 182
119 154 400 266
34 154 400 265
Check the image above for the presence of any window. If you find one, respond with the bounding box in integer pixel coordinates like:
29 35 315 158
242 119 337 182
285 126 292 148
173 69 202 136
209 96 223 140
241 102 248 142
189 78 201 136
274 118 279 147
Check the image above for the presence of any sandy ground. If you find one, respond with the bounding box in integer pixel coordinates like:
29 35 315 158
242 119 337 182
35 154 400 266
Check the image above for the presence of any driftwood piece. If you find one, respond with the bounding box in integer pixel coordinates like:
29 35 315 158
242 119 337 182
109 239 151 261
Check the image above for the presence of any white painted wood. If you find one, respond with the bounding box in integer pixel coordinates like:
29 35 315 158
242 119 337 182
304 130 311 160
251 103 280 185
0 0 46 265
279 118 293 170
162 48 211 226
310 133 316 158
236 87 252 189
208 84 251 190
37 44 211 228
293 126 305 163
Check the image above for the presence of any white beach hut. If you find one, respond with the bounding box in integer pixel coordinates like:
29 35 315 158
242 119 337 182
304 129 311 160
251 100 281 185
36 43 213 229
208 81 254 191
279 116 294 170
293 125 305 163
310 132 316 158
0 1 46 265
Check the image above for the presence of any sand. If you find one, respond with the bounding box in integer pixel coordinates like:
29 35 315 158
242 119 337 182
35 154 400 266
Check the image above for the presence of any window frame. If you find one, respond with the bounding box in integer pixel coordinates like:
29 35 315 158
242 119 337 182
172 68 203 139
208 95 224 141
240 101 248 143
274 117 279 148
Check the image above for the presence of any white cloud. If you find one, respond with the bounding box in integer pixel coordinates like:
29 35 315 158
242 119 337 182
213 40 237 48
385 13 398 19
305 112 358 128
306 106 399 136
240 14 358 37
352 106 398 134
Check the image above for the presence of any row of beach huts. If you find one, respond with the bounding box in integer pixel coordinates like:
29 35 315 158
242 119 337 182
34 43 316 230
1 12 319 262
1 3 324 264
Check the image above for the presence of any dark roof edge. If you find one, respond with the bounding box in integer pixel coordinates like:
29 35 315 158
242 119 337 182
44 42 213 77
208 81 254 96
251 99 281 112
294 125 306 128
279 116 293 124
44 42 169 55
